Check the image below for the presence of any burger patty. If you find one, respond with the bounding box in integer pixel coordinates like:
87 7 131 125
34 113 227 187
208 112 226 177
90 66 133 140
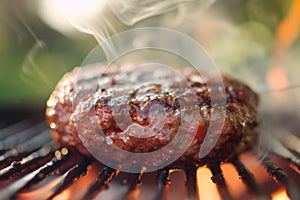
46 64 259 166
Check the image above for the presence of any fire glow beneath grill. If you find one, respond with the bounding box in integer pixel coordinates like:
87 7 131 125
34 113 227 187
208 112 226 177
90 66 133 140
197 167 221 200
0 119 299 199
272 189 289 200
13 156 292 200
17 177 64 199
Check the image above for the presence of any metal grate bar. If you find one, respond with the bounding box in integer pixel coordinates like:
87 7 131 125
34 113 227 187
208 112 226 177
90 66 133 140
82 166 116 200
126 172 143 191
259 132 300 171
0 120 33 140
153 168 171 200
0 120 300 200
0 122 47 151
262 157 300 200
288 158 300 173
0 142 56 180
0 149 26 168
0 147 69 199
117 172 143 200
273 130 300 157
47 156 91 200
208 163 233 200
231 156 269 200
0 129 52 164
184 166 199 200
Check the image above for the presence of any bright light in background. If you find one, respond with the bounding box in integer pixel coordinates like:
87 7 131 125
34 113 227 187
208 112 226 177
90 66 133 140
38 0 106 35
267 66 288 90
38 0 190 37
56 0 99 16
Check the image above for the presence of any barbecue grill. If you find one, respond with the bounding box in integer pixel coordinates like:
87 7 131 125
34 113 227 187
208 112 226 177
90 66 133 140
1 0 300 199
0 108 299 200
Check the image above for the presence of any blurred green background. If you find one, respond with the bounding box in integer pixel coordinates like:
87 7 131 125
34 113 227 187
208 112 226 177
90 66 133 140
0 0 296 109
0 0 97 108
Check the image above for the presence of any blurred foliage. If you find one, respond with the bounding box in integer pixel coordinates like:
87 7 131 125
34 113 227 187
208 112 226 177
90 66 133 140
0 0 296 108
0 1 97 107
212 0 292 26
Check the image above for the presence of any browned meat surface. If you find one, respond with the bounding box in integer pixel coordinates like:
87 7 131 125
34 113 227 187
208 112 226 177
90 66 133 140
46 64 259 166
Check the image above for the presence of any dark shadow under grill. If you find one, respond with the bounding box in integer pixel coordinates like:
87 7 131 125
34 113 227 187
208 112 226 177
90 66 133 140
0 115 300 200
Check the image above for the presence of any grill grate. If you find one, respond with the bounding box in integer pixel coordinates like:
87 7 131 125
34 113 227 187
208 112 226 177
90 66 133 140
208 163 232 200
231 156 268 199
261 157 300 199
0 120 299 200
83 166 117 200
184 166 197 200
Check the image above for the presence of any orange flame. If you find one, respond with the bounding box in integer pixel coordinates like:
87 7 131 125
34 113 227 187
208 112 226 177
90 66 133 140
268 0 300 90
221 163 248 198
197 167 221 200
272 188 289 200
273 0 300 57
